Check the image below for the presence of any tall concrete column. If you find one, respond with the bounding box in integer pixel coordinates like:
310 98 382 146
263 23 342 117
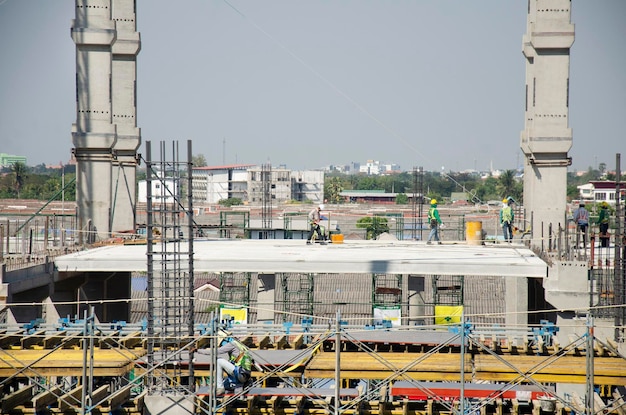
71 0 141 240
520 0 575 246
110 0 141 233
71 0 117 242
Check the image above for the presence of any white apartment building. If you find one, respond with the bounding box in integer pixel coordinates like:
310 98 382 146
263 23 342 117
359 160 401 175
191 165 324 205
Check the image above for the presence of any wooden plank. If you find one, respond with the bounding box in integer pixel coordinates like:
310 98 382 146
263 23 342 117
611 390 626 415
1 384 34 412
33 385 62 411
61 331 83 349
258 333 272 349
105 385 131 409
292 334 304 349
43 331 67 349
91 384 111 405
306 351 469 373
120 331 143 348
0 349 145 377
21 329 47 348
276 335 289 350
0 330 24 348
98 330 120 349
59 385 83 411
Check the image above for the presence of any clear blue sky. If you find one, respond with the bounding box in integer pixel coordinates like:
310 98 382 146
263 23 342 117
0 1 624 173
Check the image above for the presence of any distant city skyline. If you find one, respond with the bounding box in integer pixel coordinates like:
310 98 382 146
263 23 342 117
1 1 624 173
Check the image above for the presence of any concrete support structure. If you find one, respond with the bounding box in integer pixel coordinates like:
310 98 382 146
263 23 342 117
110 0 141 233
521 0 574 244
71 0 141 242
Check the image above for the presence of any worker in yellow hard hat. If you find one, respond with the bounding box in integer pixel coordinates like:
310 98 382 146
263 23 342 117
427 199 442 245
500 198 514 243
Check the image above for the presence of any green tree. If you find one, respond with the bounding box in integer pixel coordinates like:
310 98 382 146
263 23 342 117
355 176 379 191
496 170 516 199
218 197 243 207
395 193 408 204
193 154 207 167
356 216 389 240
11 161 28 198
324 176 344 204
474 176 498 202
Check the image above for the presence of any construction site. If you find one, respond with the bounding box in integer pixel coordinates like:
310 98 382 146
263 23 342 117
1 0 626 414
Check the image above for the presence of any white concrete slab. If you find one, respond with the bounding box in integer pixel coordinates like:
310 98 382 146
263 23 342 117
54 239 547 278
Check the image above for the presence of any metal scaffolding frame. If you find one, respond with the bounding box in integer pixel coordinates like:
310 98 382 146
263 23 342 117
280 272 315 323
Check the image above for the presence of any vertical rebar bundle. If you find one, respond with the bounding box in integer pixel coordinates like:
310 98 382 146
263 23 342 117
145 140 195 394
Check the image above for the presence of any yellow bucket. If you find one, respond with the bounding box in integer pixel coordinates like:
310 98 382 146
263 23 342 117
466 221 483 245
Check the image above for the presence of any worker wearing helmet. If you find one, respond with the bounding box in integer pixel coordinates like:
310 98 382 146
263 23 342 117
192 334 253 395
306 204 327 244
427 199 442 245
500 198 514 243
597 201 610 247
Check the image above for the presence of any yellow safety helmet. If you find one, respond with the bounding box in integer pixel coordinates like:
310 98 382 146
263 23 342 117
430 199 437 205
502 199 508 204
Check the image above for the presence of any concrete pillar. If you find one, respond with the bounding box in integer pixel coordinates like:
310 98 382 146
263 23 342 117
520 0 575 249
71 0 117 241
111 0 141 233
505 276 528 328
408 275 426 325
256 274 276 323
71 0 141 240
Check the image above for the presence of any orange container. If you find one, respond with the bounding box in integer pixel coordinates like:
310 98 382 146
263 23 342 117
330 234 344 244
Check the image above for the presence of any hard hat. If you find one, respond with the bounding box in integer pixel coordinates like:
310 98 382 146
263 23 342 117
430 199 437 205
502 199 508 204
318 204 325 210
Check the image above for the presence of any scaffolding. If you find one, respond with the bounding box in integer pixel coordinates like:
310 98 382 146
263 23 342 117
280 273 315 323
433 275 464 306
219 272 251 307
283 211 307 239
372 274 402 306
218 211 249 238
145 140 195 394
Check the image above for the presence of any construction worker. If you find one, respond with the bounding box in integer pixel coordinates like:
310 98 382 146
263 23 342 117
192 334 253 395
427 199 442 245
597 201 610 247
572 202 589 248
500 198 514 243
307 204 326 244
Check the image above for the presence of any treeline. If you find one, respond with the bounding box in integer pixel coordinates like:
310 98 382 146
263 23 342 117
325 167 612 205
324 170 523 205
0 162 76 200
0 161 612 205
